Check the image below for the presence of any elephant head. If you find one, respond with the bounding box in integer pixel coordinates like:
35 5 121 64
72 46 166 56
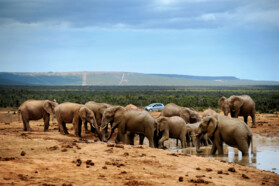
218 96 230 116
228 96 244 117
179 108 201 123
196 116 218 153
43 100 58 115
101 106 125 142
79 106 102 140
156 117 169 136
219 96 244 117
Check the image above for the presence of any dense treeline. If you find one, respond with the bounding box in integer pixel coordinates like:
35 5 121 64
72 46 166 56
0 86 279 113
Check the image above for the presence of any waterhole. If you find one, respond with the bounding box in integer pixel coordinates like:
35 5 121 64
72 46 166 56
166 134 279 174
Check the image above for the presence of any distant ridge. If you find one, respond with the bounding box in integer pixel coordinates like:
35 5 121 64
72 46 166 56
152 74 238 81
0 72 278 86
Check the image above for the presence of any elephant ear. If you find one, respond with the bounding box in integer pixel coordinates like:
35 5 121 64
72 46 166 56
218 96 227 108
206 116 218 138
179 108 191 123
79 106 88 122
230 96 244 112
157 117 168 136
43 100 55 114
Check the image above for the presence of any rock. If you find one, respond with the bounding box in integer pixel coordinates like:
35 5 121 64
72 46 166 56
178 177 183 182
115 144 124 149
61 148 67 152
206 168 213 172
242 174 249 179
102 166 107 169
217 170 223 174
228 167 236 172
20 151 26 156
196 167 201 170
107 144 115 147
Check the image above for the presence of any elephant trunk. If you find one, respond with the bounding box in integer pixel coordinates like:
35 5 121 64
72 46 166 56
91 123 102 141
196 133 203 153
103 125 117 142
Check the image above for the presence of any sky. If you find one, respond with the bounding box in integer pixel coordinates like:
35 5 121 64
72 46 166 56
0 0 278 81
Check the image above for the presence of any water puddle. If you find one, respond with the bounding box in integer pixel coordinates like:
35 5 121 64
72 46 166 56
166 134 279 174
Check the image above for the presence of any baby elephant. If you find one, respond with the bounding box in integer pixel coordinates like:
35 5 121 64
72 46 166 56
185 123 209 147
55 102 100 138
157 116 187 149
196 115 253 156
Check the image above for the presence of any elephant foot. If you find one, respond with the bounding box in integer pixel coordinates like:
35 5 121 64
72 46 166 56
85 131 91 134
196 149 203 153
251 125 257 128
44 129 49 132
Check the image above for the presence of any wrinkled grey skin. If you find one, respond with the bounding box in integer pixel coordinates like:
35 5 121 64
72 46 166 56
196 115 253 156
157 116 187 149
84 101 113 135
218 95 256 128
101 106 157 148
185 122 209 147
18 99 58 131
55 102 100 139
161 103 201 123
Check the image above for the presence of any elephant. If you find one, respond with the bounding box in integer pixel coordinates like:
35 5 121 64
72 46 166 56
218 95 256 128
84 101 113 137
54 102 101 139
196 115 253 156
185 122 209 147
18 99 58 131
161 103 201 124
156 116 187 149
202 108 217 118
100 106 157 148
161 103 201 146
125 104 141 110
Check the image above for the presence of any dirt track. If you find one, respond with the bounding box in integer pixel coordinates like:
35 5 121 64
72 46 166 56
0 109 279 185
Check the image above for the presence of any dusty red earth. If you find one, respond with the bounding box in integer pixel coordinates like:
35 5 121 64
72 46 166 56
0 109 278 185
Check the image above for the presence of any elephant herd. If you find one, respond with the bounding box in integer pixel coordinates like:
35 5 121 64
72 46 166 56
17 95 256 156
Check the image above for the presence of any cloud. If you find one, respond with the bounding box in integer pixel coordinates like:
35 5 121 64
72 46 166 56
0 0 278 30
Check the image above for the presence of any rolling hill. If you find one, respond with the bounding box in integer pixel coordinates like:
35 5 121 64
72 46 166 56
0 72 278 86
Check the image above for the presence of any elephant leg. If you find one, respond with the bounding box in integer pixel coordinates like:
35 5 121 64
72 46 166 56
74 119 82 137
180 134 186 149
251 113 256 128
202 134 208 146
43 114 50 132
158 135 168 149
128 133 135 145
84 121 89 133
191 134 197 147
62 121 69 135
237 138 249 156
139 134 144 145
145 130 155 148
244 116 248 124
216 142 224 155
176 139 179 147
186 133 191 147
210 142 217 155
22 116 28 131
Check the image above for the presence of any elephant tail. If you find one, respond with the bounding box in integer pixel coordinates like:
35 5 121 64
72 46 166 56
17 109 21 122
250 134 253 155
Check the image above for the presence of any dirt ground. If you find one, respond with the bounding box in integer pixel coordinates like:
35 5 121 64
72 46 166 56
0 109 279 185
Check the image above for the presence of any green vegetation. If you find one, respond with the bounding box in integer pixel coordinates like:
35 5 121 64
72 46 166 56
0 86 279 113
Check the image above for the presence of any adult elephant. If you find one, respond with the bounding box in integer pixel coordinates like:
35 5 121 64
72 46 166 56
156 116 187 149
196 115 253 156
18 99 58 131
100 106 157 148
55 102 101 139
161 103 201 123
84 101 113 136
218 95 256 128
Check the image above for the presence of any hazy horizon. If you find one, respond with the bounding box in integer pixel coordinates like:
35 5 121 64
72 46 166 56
0 0 278 81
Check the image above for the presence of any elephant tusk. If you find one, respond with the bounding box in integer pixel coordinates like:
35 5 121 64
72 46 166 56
101 124 107 130
90 123 96 129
